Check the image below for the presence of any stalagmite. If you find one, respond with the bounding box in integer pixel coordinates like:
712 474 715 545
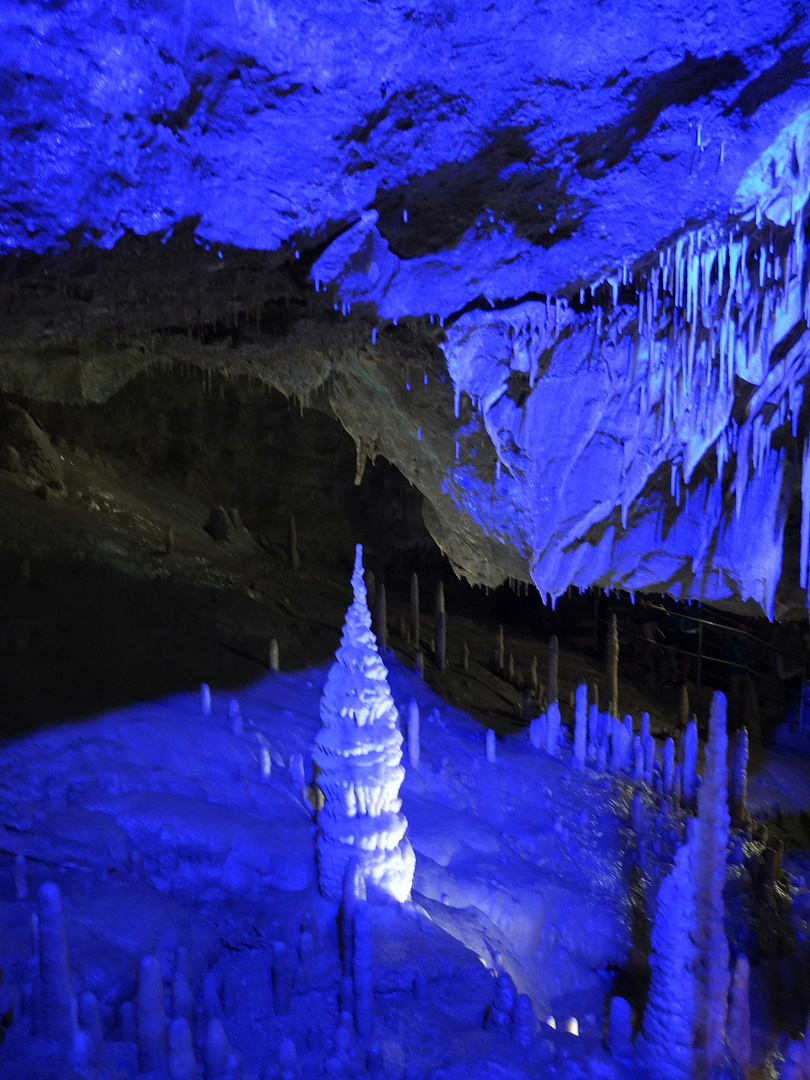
435 610 446 672
643 734 655 786
638 841 698 1080
34 881 77 1043
588 703 599 759
694 692 731 1079
682 719 698 812
729 727 749 828
14 853 27 900
495 625 505 673
407 699 420 771
228 698 242 736
522 690 533 723
272 942 292 1016
290 752 306 799
353 900 373 1037
204 1018 230 1080
435 581 445 625
341 856 365 979
634 739 644 784
172 967 193 1026
529 714 546 749
726 954 751 1076
606 996 633 1057
269 638 280 672
507 653 515 681
168 1017 197 1080
462 641 469 671
546 700 561 758
678 684 690 727
289 513 300 572
606 614 619 717
663 737 675 795
78 991 104 1061
486 728 496 764
137 955 167 1073
313 545 414 903
369 582 387 656
409 573 420 646
609 720 631 774
200 683 212 717
548 634 559 704
573 684 587 769
415 650 424 678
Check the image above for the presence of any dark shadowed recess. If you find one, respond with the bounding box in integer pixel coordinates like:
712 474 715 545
575 52 749 180
723 41 810 118
372 127 584 258
0 370 443 735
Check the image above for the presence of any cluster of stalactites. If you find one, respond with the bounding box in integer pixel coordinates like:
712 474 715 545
445 195 809 615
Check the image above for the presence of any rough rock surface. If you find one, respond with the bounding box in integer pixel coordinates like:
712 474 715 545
1 1 810 614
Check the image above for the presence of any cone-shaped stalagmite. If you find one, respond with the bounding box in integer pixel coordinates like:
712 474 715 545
606 613 619 717
313 545 414 903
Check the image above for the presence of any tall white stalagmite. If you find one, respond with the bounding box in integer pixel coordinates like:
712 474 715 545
694 691 731 1079
313 545 415 903
638 841 699 1080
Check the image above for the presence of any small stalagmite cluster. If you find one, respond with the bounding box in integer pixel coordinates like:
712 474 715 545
313 544 415 903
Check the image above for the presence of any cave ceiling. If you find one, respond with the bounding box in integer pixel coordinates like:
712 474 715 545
1 0 810 617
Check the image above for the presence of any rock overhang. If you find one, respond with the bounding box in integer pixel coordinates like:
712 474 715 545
1 0 809 615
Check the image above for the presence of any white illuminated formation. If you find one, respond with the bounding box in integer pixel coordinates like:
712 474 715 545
313 544 415 902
